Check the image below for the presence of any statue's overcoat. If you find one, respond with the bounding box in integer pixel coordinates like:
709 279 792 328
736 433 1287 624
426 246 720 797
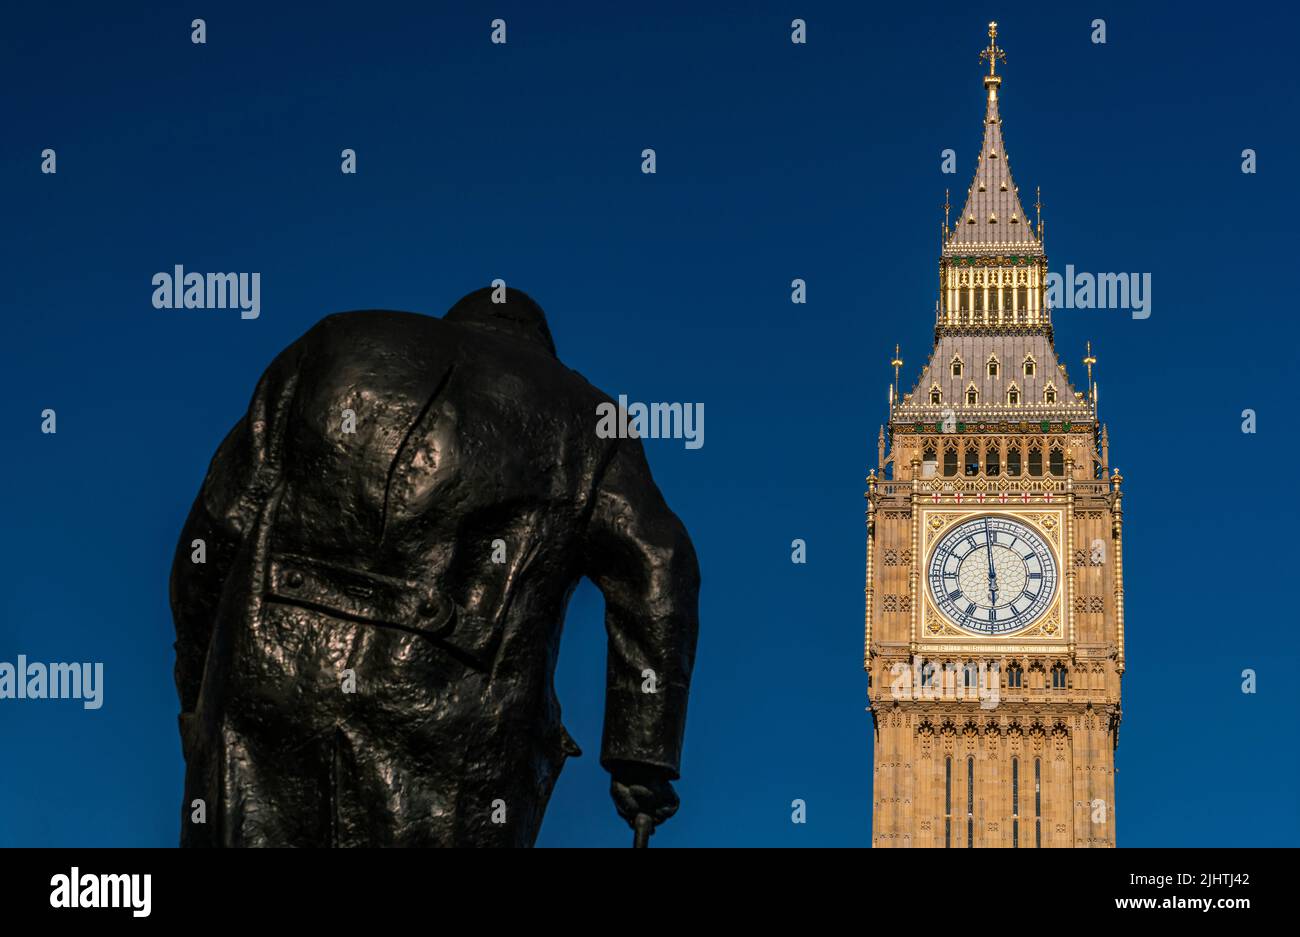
170 290 699 846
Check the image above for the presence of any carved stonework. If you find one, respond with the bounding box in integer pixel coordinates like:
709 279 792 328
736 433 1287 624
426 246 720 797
1074 548 1104 568
925 609 963 636
1029 512 1060 545
882 594 913 613
884 548 913 566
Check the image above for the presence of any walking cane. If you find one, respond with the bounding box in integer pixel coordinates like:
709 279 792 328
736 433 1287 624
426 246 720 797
633 812 654 848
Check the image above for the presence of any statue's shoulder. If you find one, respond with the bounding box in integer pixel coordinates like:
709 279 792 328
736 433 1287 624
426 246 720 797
312 309 444 339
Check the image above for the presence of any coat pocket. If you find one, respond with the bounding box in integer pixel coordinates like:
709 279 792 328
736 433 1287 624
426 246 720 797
265 552 456 637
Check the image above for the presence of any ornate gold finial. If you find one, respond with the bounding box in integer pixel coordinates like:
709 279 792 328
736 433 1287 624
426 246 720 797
1035 185 1042 236
1083 341 1097 397
890 344 903 397
979 21 1006 78
943 188 950 232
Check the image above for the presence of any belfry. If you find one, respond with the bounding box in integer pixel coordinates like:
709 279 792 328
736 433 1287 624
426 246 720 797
864 23 1125 848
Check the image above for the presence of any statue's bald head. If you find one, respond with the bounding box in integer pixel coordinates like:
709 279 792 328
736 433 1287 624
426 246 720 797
444 286 556 356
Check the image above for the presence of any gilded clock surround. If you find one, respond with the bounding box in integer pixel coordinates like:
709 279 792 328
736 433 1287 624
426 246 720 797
921 508 1064 641
864 23 1124 849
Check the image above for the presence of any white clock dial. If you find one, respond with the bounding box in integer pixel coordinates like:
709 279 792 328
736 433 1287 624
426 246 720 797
927 515 1057 635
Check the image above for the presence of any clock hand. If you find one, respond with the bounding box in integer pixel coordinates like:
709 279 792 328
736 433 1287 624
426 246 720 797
984 518 999 605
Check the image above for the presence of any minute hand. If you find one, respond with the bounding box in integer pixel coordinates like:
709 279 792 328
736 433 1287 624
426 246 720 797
985 520 998 606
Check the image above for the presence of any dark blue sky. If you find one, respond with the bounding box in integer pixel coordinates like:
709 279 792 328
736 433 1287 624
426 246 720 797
2 1 1297 847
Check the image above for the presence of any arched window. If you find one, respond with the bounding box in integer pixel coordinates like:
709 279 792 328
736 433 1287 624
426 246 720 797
1049 445 1064 476
1007 384 1020 406
943 443 958 477
1034 758 1042 848
951 356 963 378
930 385 942 405
944 757 953 848
1007 661 1023 688
920 661 935 687
1028 444 1043 476
1044 383 1057 404
1011 757 1020 848
1051 663 1068 689
963 661 979 688
964 443 980 477
987 355 999 378
1023 355 1036 377
985 442 1000 476
921 441 937 479
966 384 978 406
1006 444 1021 476
967 756 975 848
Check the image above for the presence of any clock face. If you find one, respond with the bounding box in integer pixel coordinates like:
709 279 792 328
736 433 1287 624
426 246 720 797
928 515 1058 635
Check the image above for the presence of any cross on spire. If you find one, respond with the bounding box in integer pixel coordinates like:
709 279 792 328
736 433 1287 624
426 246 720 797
979 21 1006 77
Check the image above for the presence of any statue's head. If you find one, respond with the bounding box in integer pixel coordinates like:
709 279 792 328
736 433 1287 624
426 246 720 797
444 286 556 357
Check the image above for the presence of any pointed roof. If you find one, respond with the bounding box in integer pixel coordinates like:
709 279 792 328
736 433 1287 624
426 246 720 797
945 23 1041 254
896 332 1091 423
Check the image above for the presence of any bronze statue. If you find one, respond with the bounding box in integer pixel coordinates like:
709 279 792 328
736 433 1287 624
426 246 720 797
169 288 700 846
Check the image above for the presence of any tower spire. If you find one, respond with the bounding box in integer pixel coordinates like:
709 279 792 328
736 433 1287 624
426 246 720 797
944 22 1037 252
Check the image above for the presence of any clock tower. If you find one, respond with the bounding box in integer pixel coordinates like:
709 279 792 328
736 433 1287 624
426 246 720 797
865 23 1124 848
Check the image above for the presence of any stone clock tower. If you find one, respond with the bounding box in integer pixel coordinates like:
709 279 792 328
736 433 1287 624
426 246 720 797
865 23 1124 848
